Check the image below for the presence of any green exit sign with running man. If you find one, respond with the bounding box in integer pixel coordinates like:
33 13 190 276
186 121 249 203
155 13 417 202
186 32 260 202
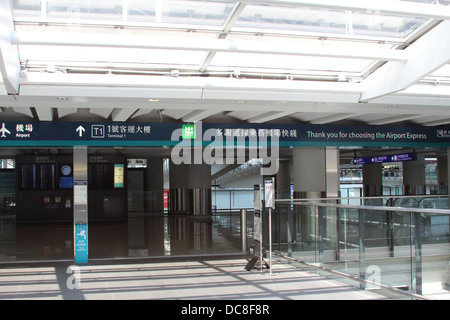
182 124 196 139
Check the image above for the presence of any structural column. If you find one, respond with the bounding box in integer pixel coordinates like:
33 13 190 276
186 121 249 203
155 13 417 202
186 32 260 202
437 152 448 194
293 147 326 199
403 154 425 195
169 161 211 217
292 147 339 248
293 147 339 198
275 159 291 251
362 163 382 196
146 158 164 212
276 159 291 199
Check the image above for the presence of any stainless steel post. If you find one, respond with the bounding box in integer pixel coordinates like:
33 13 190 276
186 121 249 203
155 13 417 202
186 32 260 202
73 146 88 264
269 207 273 275
241 209 247 253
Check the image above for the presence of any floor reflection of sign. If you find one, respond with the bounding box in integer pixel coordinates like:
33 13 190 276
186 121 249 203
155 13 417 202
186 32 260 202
264 177 275 209
75 223 88 263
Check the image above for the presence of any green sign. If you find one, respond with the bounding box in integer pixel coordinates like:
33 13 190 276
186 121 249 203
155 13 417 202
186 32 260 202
182 124 196 139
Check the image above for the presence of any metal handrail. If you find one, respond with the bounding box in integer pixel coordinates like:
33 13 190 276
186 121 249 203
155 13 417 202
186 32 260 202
275 194 446 202
276 196 450 215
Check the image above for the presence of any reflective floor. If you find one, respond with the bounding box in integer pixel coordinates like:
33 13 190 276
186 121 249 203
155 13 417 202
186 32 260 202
0 258 385 300
0 213 247 262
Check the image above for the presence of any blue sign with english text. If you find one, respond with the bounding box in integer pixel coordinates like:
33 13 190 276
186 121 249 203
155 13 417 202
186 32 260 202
0 120 450 148
353 153 414 165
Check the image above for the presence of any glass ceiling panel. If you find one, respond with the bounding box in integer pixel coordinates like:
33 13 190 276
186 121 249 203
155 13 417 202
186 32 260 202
209 52 373 74
12 0 235 26
18 45 206 68
209 34 386 75
401 0 450 5
129 0 234 25
234 4 429 40
11 1 450 82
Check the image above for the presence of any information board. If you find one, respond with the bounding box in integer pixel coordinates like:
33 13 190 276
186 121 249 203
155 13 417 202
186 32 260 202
114 164 124 188
264 177 275 209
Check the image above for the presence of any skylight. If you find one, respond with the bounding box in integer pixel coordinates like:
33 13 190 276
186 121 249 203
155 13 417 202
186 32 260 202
10 0 449 82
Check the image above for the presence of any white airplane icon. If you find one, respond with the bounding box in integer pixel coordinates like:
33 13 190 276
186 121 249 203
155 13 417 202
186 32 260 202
0 123 11 137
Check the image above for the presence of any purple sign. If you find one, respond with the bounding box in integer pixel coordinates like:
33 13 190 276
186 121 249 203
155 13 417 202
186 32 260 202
353 153 414 165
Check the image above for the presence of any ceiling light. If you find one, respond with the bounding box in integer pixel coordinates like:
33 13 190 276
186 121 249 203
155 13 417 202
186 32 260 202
148 98 160 102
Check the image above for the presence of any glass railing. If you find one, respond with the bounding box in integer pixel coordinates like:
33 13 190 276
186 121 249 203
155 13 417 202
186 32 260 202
212 188 254 213
270 196 450 300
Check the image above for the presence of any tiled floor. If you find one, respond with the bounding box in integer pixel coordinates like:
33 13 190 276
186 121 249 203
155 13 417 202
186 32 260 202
0 258 384 300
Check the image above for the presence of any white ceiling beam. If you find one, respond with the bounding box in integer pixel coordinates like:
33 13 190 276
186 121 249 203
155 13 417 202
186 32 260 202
371 94 450 107
182 110 219 122
13 31 406 62
12 107 33 118
309 113 360 124
226 111 267 121
236 0 450 20
367 114 423 125
247 110 296 123
161 109 193 120
421 118 450 126
0 0 20 94
34 107 53 121
360 20 450 102
89 108 113 119
57 107 78 118
21 73 362 97
130 109 153 119
0 81 6 95
110 108 138 122
202 89 360 104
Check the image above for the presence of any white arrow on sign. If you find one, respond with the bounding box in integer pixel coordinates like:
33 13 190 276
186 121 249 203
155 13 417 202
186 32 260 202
76 125 85 137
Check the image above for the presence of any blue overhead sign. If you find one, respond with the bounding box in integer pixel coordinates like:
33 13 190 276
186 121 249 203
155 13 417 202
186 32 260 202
353 153 414 165
0 120 449 147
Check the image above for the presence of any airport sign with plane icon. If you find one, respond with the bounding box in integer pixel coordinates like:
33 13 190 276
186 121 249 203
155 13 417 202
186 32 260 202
0 120 448 148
